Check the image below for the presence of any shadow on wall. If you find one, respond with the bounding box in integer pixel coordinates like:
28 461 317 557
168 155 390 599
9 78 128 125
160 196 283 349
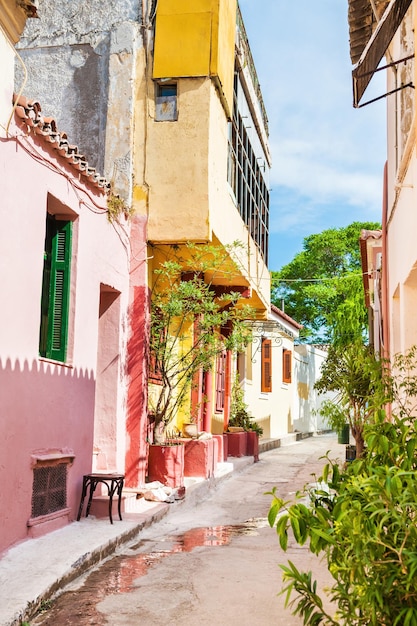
125 284 149 488
293 346 330 433
0 356 97 554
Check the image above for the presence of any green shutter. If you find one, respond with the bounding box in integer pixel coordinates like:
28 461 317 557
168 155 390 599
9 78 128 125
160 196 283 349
39 216 72 362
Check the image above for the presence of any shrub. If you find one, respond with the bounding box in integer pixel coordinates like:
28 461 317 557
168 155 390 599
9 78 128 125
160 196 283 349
268 410 417 624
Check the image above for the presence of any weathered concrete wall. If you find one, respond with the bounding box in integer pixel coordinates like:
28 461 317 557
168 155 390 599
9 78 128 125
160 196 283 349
16 0 143 199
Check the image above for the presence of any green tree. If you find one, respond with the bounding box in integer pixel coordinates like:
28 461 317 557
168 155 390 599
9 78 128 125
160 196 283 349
149 242 253 442
271 222 380 343
314 341 387 457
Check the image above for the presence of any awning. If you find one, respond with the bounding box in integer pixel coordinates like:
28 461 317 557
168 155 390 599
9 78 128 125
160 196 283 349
352 0 413 107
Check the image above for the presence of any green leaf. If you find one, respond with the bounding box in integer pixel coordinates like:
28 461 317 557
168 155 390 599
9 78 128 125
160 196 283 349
268 498 283 527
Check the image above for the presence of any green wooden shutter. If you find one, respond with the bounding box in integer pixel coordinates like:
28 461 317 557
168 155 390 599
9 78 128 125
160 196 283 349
39 216 72 361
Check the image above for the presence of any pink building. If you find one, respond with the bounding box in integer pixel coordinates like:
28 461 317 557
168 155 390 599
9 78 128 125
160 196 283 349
0 1 148 554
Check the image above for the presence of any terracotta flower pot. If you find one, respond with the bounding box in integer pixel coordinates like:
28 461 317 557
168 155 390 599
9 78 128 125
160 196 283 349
147 443 184 488
226 431 248 457
246 430 259 462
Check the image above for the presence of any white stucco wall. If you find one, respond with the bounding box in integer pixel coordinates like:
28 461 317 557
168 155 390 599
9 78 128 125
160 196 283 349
242 311 300 439
293 345 332 433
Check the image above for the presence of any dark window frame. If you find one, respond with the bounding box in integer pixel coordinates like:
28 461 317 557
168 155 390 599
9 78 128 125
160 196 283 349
227 72 269 263
155 81 178 121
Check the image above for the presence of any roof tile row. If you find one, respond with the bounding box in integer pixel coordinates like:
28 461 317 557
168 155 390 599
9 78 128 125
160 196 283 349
13 94 110 192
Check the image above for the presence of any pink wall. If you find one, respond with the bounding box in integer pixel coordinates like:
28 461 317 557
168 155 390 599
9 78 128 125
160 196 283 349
0 119 133 553
0 358 95 550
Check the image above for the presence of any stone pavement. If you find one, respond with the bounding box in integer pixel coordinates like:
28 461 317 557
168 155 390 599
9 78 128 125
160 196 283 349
0 433 343 626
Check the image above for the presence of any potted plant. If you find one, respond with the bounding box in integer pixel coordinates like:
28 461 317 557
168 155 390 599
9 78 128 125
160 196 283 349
147 242 254 484
227 373 263 460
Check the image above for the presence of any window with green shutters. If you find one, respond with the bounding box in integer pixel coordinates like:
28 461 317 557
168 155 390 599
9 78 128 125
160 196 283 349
39 214 72 362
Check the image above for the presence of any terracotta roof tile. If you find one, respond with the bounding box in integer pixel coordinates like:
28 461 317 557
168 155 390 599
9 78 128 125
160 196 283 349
13 94 110 192
271 303 303 330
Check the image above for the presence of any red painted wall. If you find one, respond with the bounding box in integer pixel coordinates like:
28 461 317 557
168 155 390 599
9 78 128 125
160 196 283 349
125 217 149 487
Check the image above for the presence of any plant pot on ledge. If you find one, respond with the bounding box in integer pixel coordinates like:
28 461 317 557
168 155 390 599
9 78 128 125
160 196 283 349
246 430 260 462
183 437 217 479
226 431 248 457
147 443 184 488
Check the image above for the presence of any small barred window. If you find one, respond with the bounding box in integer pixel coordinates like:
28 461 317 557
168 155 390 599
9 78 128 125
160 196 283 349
31 463 67 518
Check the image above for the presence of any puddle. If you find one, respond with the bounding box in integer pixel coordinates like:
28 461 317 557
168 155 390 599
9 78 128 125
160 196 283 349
32 519 268 624
130 517 268 553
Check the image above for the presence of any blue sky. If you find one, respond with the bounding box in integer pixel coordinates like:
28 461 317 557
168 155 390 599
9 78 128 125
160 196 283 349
239 0 387 272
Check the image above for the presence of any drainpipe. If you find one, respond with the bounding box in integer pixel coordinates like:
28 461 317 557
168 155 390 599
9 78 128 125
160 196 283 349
223 350 233 431
381 161 390 361
381 160 393 421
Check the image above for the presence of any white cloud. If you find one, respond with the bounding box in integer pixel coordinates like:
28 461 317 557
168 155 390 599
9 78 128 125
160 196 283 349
239 0 387 264
270 138 383 209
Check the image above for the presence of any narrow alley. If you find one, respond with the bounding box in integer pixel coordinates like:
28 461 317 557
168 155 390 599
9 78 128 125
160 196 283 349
29 435 343 626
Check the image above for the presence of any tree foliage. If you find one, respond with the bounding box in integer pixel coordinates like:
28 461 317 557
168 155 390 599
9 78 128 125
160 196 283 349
268 347 417 625
271 222 381 343
314 341 388 457
148 242 253 440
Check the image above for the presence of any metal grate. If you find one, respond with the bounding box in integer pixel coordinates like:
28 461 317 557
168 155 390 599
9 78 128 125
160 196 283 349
31 463 67 518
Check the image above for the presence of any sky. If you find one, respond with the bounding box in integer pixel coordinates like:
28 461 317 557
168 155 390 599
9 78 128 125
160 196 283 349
238 0 387 272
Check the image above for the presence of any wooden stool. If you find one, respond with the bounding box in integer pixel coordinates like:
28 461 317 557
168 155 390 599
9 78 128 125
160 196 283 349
77 473 125 524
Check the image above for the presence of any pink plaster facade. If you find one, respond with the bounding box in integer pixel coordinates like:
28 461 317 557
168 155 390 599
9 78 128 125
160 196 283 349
0 7 148 554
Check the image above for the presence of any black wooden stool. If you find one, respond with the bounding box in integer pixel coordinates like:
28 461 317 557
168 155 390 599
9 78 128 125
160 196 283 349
77 473 125 524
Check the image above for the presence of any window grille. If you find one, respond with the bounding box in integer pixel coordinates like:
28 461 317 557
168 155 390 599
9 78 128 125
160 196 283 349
31 463 67 518
227 72 269 263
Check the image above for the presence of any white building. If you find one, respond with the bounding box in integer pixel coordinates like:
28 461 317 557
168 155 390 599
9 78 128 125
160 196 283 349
240 305 302 439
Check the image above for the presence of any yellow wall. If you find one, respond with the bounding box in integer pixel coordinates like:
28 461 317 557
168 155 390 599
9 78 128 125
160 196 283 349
141 0 270 316
145 76 214 243
142 75 270 313
153 0 236 116
145 77 211 242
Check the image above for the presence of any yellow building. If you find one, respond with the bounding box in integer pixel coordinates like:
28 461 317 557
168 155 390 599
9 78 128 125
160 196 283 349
17 0 272 446
137 0 272 434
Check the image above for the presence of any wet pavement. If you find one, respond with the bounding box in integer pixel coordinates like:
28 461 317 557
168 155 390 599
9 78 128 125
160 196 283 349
30 520 269 625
